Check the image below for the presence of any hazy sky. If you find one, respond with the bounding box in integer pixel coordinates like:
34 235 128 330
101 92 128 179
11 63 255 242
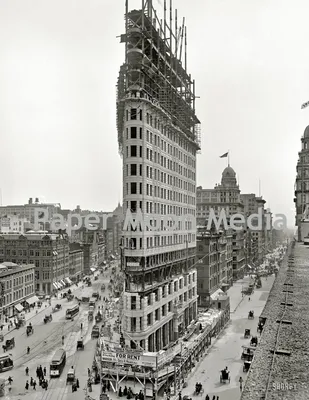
1 0 309 226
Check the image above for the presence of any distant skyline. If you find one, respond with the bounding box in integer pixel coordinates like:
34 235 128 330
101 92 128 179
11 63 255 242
1 0 309 227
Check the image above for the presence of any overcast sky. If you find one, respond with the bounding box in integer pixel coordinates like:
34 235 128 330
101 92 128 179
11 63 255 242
1 0 309 226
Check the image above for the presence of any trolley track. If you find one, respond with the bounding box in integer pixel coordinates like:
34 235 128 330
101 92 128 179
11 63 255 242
39 308 93 400
14 308 87 367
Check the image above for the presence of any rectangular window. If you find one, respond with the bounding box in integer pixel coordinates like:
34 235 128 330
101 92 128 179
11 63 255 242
131 108 137 120
131 182 137 194
130 201 137 212
139 164 142 176
139 127 142 139
130 164 137 175
139 183 142 194
131 145 137 157
139 146 142 157
139 110 142 120
130 127 137 138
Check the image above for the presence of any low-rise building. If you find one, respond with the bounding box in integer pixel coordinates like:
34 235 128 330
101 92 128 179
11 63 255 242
0 232 71 295
196 227 233 308
0 215 33 234
0 262 35 318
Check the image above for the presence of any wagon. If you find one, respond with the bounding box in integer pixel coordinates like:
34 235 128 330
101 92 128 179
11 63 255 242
26 325 34 336
243 360 251 372
76 339 84 350
220 369 230 383
248 310 254 319
244 329 251 338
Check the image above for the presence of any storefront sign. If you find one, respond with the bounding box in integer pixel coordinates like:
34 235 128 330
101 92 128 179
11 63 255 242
102 351 156 368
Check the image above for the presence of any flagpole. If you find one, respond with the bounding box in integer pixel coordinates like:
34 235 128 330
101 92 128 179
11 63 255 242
228 150 230 167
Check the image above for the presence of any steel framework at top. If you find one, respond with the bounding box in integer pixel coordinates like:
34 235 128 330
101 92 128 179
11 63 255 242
117 0 201 154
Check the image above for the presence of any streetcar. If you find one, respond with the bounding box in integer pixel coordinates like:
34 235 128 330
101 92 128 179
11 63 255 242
65 305 79 320
50 349 66 377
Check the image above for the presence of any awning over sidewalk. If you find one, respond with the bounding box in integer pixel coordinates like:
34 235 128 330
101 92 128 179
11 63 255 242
60 280 66 286
25 296 39 305
65 277 73 284
57 281 63 288
247 264 253 269
14 304 24 312
90 268 96 273
53 282 58 290
210 288 225 301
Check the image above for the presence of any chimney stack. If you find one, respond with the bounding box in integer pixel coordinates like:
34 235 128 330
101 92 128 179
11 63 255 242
35 198 39 204
28 198 33 204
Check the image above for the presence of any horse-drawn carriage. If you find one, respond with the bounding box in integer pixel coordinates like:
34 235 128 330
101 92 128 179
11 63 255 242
220 369 230 383
44 314 52 324
95 312 102 323
243 360 251 372
250 336 258 347
91 325 100 339
244 329 251 338
257 321 265 334
101 284 105 292
26 325 34 336
52 304 62 313
76 338 84 350
2 338 15 352
194 383 204 395
241 346 255 361
88 310 94 322
66 367 75 384
248 310 254 319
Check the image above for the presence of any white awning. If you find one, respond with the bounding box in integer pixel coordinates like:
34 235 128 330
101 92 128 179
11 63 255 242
14 303 24 312
53 282 58 289
25 296 39 305
57 282 63 288
65 277 72 284
210 288 225 301
60 280 66 286
90 268 96 272
247 264 253 269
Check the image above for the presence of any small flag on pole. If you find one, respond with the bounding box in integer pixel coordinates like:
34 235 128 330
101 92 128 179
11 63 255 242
301 101 309 109
220 152 228 158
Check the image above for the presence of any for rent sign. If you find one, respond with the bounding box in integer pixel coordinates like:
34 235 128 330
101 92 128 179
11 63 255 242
102 351 156 368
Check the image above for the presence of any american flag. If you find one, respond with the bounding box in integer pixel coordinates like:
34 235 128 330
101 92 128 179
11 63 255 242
301 101 309 109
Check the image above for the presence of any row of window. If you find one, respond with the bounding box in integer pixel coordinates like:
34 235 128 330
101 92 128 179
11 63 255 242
125 182 195 205
124 234 195 249
125 200 195 217
0 249 68 257
125 145 196 182
126 126 196 168
130 289 196 331
125 108 196 156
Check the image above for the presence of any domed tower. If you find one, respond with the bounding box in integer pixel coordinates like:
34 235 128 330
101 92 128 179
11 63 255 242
221 166 238 188
295 125 309 241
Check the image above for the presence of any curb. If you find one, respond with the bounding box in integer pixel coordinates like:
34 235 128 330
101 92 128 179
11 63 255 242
230 294 246 313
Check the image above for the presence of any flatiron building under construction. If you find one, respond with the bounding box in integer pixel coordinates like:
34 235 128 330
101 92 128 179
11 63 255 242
117 0 201 351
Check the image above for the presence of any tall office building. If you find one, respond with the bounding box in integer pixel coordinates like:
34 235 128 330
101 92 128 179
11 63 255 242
117 0 201 351
294 125 309 241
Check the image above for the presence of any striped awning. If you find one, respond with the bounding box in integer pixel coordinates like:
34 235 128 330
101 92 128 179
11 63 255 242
14 303 24 312
53 282 58 290
65 277 73 284
60 280 66 286
26 296 39 305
